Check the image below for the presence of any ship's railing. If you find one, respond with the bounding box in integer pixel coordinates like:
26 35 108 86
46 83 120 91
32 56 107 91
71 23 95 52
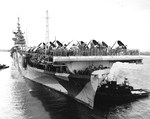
25 52 110 75
35 48 140 56
24 48 139 69
14 45 140 57
23 48 140 75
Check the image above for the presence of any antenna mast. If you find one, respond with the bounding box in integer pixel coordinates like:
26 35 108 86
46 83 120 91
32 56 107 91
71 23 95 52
44 10 49 58
26 28 28 47
17 17 21 31
46 10 49 43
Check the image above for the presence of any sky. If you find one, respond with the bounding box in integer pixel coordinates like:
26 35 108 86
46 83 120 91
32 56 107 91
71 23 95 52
1 0 150 51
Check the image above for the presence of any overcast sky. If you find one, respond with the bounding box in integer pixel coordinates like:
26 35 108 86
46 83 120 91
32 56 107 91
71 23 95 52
1 0 150 51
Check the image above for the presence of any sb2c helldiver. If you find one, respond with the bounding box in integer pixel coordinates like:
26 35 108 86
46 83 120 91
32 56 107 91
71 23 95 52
11 17 149 109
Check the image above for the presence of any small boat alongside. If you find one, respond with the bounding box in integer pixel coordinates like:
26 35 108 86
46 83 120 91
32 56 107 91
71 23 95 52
0 64 9 70
94 72 150 108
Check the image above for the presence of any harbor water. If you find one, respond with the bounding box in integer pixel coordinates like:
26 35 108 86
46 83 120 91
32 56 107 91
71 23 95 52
0 52 150 119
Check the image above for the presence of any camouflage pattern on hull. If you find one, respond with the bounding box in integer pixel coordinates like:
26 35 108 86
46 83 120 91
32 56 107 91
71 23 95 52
13 52 98 108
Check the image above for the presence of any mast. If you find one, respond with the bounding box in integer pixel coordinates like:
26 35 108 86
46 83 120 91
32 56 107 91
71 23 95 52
45 10 49 57
25 28 28 47
17 17 21 32
45 10 49 43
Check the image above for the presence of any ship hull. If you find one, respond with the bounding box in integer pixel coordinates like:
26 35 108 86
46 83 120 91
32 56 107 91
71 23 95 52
13 51 149 109
13 51 97 109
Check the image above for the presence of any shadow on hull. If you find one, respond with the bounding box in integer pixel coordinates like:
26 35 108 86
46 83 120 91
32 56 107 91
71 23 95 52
25 78 83 119
23 77 150 119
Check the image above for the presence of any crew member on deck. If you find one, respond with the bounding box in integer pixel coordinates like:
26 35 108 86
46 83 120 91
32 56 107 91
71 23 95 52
99 73 110 87
123 77 129 86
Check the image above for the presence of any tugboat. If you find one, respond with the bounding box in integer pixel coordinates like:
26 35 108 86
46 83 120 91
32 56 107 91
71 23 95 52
93 69 149 108
11 14 149 109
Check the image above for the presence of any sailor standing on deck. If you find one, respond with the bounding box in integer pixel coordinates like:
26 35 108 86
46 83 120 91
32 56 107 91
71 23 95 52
123 77 129 86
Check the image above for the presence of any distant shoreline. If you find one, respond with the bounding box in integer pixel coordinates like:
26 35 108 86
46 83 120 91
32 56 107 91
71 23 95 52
140 52 150 56
0 49 10 52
